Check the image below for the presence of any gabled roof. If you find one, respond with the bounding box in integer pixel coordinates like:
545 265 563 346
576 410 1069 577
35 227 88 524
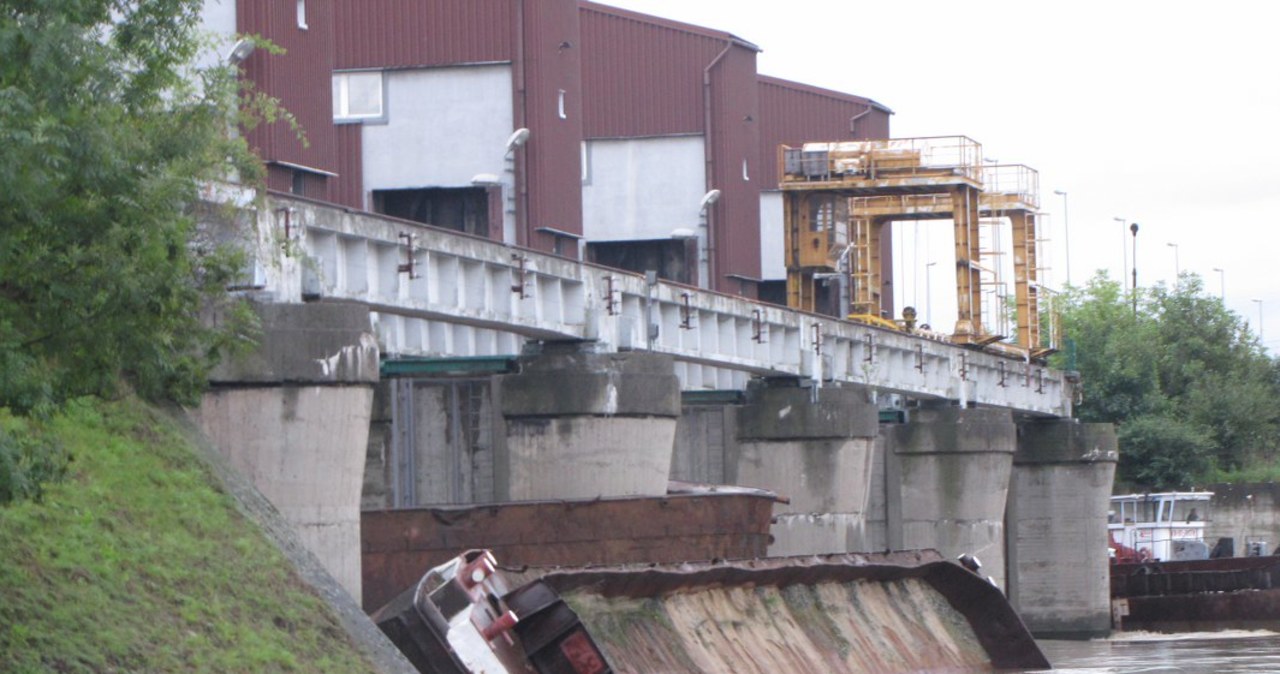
758 74 893 115
580 1 762 52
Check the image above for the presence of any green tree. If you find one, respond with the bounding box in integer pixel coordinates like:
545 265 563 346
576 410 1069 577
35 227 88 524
1 1 261 502
1056 273 1163 424
1055 272 1280 489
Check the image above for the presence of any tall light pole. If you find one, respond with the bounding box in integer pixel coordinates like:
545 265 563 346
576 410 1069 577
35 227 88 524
1114 217 1128 292
1130 223 1139 316
1054 190 1071 286
1212 267 1225 301
1166 242 1180 284
926 261 938 327
1253 299 1264 345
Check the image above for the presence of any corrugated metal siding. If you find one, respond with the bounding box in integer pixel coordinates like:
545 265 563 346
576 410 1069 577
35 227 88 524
238 0 338 184
519 0 584 249
332 0 514 69
579 4 732 138
707 44 762 293
757 76 892 189
332 124 365 209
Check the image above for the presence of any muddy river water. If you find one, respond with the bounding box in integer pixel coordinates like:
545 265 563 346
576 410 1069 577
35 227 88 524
1027 631 1280 673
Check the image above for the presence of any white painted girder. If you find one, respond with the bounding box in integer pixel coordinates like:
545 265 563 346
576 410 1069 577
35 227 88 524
252 194 1072 417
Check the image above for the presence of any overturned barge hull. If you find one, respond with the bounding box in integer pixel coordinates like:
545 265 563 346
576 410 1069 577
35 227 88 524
376 549 1049 673
525 552 1048 673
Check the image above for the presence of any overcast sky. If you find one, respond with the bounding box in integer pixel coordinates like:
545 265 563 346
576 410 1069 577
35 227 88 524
605 1 1280 350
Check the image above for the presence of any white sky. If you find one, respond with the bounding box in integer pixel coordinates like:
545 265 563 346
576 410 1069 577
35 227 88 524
604 1 1280 350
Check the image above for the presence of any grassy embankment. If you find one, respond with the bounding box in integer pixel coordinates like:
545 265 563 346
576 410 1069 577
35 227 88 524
0 397 380 673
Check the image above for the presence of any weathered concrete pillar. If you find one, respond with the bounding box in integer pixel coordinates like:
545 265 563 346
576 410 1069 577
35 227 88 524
887 406 1016 588
497 341 680 501
735 380 879 556
1009 419 1117 638
194 303 378 601
671 392 742 486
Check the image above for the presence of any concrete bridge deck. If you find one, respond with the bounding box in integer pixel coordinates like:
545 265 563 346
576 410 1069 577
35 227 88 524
227 190 1073 417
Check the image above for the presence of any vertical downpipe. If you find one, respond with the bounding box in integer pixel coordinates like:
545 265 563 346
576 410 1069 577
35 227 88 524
513 0 529 247
703 41 732 290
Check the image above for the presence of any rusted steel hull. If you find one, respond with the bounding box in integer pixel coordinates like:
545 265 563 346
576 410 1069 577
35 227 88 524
362 489 776 611
1112 557 1280 632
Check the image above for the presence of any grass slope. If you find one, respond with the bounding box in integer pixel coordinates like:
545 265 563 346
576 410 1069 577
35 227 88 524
0 398 380 673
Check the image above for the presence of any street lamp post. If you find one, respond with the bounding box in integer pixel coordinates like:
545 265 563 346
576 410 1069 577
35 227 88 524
1130 223 1139 316
926 261 938 327
1054 189 1071 286
1167 242 1180 284
1213 267 1225 301
1114 217 1128 292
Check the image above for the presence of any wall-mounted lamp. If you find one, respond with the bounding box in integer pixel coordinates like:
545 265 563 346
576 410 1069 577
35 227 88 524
699 189 722 214
226 39 256 65
504 128 530 156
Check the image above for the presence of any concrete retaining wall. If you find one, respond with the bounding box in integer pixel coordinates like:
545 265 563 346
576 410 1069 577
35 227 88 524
1204 482 1280 554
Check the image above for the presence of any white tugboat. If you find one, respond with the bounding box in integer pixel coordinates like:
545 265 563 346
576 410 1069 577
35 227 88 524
1108 491 1213 562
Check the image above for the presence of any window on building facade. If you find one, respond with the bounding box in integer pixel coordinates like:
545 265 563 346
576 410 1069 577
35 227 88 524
558 89 567 119
332 71 384 122
296 0 307 29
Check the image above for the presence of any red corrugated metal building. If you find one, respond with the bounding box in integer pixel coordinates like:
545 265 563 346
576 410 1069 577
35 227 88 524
228 0 892 296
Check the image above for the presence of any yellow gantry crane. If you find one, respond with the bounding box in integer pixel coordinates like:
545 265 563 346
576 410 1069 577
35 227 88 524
779 136 1052 355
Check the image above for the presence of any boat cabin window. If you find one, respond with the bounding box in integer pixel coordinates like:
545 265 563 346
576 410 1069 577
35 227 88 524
1172 500 1208 523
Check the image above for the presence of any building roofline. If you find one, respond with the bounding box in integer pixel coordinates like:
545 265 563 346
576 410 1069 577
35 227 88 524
758 74 894 115
580 1 762 52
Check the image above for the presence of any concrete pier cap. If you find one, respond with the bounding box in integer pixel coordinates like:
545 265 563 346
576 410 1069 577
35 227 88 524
498 340 681 501
737 378 879 441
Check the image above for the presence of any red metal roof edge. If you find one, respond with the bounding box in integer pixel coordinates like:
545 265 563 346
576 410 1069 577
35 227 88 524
758 74 894 115
579 1 761 52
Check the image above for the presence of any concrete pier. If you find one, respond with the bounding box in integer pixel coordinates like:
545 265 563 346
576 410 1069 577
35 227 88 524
885 406 1016 588
497 341 680 501
735 380 879 556
1008 419 1117 638
194 302 378 600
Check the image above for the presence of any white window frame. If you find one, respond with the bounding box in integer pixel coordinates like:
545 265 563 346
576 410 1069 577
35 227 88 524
296 0 308 29
333 71 386 123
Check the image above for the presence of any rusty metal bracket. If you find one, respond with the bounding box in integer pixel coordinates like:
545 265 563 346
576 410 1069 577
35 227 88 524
679 292 693 329
958 353 969 381
751 309 765 343
275 207 297 255
397 232 419 279
863 332 876 364
510 254 528 299
998 361 1007 387
915 344 925 373
1036 368 1044 394
812 324 823 355
603 276 618 316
